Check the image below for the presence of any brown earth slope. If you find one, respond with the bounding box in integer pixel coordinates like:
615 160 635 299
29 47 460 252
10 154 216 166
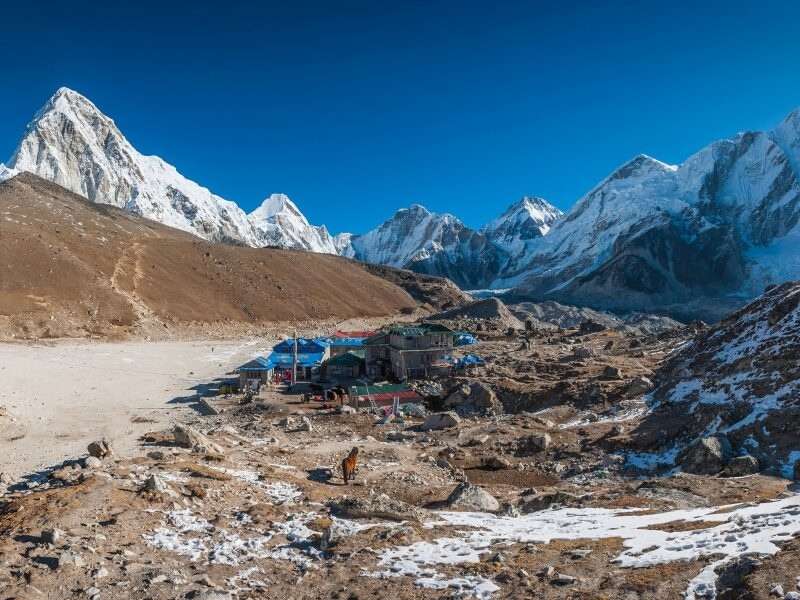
0 173 418 340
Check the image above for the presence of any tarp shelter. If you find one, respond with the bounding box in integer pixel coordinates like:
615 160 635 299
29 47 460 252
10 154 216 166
349 383 422 409
272 338 328 354
455 354 485 369
454 332 478 346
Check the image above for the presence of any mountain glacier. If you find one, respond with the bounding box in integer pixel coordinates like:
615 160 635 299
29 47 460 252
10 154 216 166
513 107 800 320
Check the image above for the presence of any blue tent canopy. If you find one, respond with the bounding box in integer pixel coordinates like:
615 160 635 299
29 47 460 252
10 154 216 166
455 354 485 368
264 351 325 369
330 337 366 347
272 338 328 354
454 333 478 346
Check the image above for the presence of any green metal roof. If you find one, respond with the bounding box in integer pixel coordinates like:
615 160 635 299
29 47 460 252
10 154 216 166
327 351 364 366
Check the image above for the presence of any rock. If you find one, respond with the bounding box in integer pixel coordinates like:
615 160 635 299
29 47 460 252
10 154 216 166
569 548 592 559
770 584 784 597
678 435 733 475
193 592 232 600
85 587 100 598
722 454 760 477
173 425 224 455
519 490 580 513
83 456 102 470
278 417 295 429
401 403 428 418
572 347 593 359
386 431 416 442
526 433 551 452
482 455 511 470
443 382 503 416
446 482 500 512
298 417 313 432
602 365 622 379
58 550 85 568
328 493 427 522
198 398 222 415
87 440 112 459
626 376 654 396
41 528 63 545
552 572 577 585
784 592 800 600
338 405 356 415
462 434 490 447
579 320 606 334
147 450 167 460
93 566 109 579
421 411 461 431
143 474 168 493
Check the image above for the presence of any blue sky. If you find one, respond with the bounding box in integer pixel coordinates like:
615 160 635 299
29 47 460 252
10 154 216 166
2 1 800 234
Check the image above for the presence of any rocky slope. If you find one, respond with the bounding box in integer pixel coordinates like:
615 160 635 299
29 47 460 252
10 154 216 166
512 107 800 320
0 172 417 340
629 281 800 476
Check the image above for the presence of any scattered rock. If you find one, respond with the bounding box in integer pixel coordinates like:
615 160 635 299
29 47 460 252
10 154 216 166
173 425 224 455
58 550 85 568
552 572 577 585
420 411 461 431
722 454 760 477
142 474 168 493
83 456 102 470
678 435 733 475
626 376 653 396
519 490 581 513
446 481 500 512
328 493 427 522
443 382 503 416
87 439 112 459
41 528 63 545
482 455 511 470
386 431 416 442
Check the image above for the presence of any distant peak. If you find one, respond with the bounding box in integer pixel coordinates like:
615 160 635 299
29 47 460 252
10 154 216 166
251 193 299 217
610 153 677 180
395 204 431 218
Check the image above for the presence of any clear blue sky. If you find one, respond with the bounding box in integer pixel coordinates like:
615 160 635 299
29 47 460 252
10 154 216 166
2 1 800 234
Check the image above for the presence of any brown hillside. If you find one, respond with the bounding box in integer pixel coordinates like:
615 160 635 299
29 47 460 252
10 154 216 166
0 173 417 340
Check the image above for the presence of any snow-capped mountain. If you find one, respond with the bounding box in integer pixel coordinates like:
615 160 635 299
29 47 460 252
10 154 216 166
342 205 507 289
482 196 562 285
7 87 340 252
248 193 338 253
512 107 800 320
0 163 18 184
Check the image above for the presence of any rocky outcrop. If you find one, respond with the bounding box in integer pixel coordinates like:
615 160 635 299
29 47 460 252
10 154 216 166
445 482 500 512
443 381 504 416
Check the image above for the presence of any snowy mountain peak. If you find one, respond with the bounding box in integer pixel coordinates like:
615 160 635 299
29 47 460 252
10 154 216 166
609 154 678 181
250 193 307 223
483 196 561 252
0 163 19 184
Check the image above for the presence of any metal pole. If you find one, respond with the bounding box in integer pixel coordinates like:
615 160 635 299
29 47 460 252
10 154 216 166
292 330 298 386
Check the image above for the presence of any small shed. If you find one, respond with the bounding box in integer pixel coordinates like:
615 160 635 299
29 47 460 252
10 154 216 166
326 351 365 379
237 356 273 391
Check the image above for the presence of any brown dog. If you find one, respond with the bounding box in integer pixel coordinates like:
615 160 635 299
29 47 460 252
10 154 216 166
342 447 359 485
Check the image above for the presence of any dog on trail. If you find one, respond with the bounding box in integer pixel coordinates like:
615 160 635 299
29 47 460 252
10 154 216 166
342 447 359 485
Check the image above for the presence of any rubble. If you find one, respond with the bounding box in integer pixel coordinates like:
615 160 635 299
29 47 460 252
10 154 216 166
442 381 503 416
173 425 225 455
86 439 112 459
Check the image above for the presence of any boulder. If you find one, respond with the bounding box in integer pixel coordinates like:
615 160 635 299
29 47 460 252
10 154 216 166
87 440 112 459
678 435 733 475
173 425 225 455
722 455 760 477
83 456 102 470
572 347 594 359
143 474 168 493
446 482 500 512
328 493 427 522
41 528 63 545
298 417 313 432
626 376 654 396
602 365 622 380
421 411 461 431
526 433 552 452
579 320 606 334
443 382 503 416
482 455 512 470
519 490 580 513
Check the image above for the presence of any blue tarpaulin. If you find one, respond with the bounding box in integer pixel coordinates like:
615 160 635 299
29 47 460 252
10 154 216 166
330 337 366 347
272 338 328 354
455 354 485 368
454 333 478 346
265 351 325 369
